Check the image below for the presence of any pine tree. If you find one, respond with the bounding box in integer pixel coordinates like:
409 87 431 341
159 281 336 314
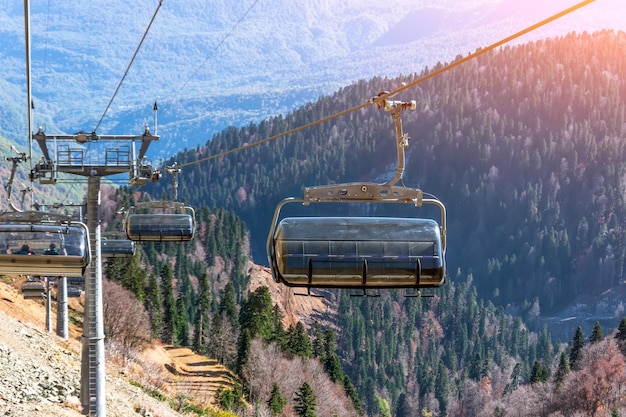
218 282 238 327
616 318 626 341
529 360 550 384
193 272 211 353
236 329 251 374
159 264 179 345
324 352 343 384
239 286 274 341
104 251 146 301
375 397 391 417
285 322 313 357
293 382 316 417
503 363 522 395
311 322 325 361
176 295 190 347
395 393 409 417
435 362 450 415
270 304 286 344
553 350 569 389
144 273 162 338
569 326 585 370
343 377 362 415
615 318 626 355
468 350 484 381
590 321 604 344
267 382 287 415
125 252 146 302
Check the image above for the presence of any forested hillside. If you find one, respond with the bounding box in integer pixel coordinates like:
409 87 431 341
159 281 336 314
146 30 626 318
102 186 573 416
96 30 626 416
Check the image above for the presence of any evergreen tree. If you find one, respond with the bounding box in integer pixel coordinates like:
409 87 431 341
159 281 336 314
395 393 409 417
616 318 626 341
293 382 316 417
468 351 484 381
569 326 585 370
239 286 274 341
285 322 313 357
193 272 211 354
529 360 550 384
435 362 450 415
589 321 604 343
103 252 146 301
343 377 362 415
375 397 391 417
160 264 178 345
503 363 522 395
144 273 162 338
553 350 569 389
236 329 251 374
316 329 344 382
615 318 626 355
206 233 216 267
176 294 190 347
269 304 286 344
125 252 147 302
324 352 343 384
267 382 287 415
311 322 325 361
218 282 238 327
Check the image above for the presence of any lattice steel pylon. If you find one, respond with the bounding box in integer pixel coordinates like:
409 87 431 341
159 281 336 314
32 128 160 416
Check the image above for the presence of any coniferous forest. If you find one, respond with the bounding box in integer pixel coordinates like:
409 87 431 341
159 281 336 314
148 30 626 315
101 30 626 416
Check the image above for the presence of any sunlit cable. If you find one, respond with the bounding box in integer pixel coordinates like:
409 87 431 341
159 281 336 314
93 0 163 133
172 0 261 100
176 0 595 170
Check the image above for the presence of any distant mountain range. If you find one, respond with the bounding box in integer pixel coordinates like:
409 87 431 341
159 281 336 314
0 0 624 160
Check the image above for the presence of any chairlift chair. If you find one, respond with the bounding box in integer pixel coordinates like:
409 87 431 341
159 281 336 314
0 211 91 276
267 96 446 293
21 277 45 298
100 238 136 258
67 276 85 285
267 185 446 292
67 285 82 298
125 201 196 242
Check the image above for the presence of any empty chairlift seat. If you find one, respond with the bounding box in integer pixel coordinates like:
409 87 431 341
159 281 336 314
67 285 82 297
0 212 91 277
101 239 136 258
125 202 196 242
270 217 445 290
67 276 86 286
22 277 45 299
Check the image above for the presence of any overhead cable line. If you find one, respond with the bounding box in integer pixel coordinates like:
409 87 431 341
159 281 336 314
175 0 595 170
93 0 163 133
171 0 261 100
53 1 162 208
43 0 51 75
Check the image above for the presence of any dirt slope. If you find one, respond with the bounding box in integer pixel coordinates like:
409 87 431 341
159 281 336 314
0 262 330 416
160 346 238 406
0 277 200 416
0 277 191 416
247 262 331 328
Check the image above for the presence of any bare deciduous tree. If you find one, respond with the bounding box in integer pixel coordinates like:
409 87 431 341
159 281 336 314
103 278 152 359
556 339 626 417
242 338 359 417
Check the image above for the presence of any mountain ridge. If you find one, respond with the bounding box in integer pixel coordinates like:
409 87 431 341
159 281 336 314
0 0 624 158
